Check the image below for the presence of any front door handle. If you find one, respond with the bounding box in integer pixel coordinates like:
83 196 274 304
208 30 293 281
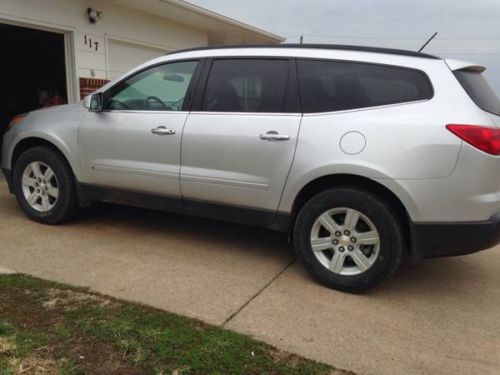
151 126 176 136
260 131 290 141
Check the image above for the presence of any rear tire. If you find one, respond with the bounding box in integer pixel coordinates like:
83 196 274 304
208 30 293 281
13 146 78 224
293 187 403 292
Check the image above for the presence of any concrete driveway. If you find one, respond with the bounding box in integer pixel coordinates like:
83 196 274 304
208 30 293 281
0 176 499 374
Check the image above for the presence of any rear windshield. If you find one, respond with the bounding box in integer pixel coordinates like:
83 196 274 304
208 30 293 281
454 70 500 116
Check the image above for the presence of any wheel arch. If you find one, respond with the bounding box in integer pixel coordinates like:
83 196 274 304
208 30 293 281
290 173 412 253
10 136 80 181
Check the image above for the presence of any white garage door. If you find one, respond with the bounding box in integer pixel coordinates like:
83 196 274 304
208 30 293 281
108 39 166 80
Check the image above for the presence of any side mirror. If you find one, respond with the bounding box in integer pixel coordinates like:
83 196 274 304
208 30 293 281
83 93 103 112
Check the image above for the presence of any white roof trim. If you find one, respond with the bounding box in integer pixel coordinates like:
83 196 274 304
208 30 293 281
160 0 284 42
113 0 284 44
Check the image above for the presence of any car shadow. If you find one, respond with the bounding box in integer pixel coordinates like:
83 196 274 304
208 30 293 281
75 202 295 259
369 253 494 300
76 202 496 295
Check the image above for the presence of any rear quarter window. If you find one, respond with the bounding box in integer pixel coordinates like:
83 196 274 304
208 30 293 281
297 59 433 113
454 70 500 116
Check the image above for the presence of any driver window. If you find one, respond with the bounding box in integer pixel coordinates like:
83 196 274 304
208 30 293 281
104 61 198 111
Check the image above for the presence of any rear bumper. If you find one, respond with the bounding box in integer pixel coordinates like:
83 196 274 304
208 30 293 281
1 168 13 193
412 212 500 259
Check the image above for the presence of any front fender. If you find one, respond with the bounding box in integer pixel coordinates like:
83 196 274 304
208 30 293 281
4 106 84 180
6 131 82 181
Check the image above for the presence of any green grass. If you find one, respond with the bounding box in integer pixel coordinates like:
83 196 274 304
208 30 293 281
0 274 66 290
0 321 15 337
0 274 346 374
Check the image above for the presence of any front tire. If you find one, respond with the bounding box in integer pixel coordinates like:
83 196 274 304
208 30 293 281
13 146 78 224
294 187 404 292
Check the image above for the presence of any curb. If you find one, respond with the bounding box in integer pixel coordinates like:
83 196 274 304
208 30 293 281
0 266 16 275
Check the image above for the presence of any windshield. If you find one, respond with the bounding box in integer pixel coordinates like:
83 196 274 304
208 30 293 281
454 69 500 116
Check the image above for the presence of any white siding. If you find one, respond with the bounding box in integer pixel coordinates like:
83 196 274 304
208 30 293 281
108 39 166 80
0 0 208 91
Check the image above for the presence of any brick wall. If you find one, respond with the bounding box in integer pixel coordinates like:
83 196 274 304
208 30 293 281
79 78 110 99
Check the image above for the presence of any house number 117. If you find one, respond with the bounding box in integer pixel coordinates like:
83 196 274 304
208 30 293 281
84 35 99 52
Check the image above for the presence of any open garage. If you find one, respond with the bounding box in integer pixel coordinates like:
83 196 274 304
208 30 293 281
0 23 68 145
0 0 282 153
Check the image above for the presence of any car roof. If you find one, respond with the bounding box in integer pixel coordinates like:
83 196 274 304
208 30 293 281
167 43 440 60
95 43 441 94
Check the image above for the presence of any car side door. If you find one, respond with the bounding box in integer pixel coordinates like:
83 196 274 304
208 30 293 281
78 60 200 198
180 58 302 214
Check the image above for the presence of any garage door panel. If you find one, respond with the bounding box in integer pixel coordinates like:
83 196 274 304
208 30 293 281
108 39 166 79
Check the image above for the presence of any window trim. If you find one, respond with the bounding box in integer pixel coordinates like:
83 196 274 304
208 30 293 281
295 57 434 114
192 57 301 114
101 58 204 113
300 98 433 118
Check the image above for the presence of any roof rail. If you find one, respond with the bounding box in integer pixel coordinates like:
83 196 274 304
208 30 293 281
167 43 440 59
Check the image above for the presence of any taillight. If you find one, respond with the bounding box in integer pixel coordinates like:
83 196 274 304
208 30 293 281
446 124 500 156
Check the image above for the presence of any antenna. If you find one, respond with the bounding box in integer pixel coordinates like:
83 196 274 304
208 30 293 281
300 35 304 45
418 32 438 53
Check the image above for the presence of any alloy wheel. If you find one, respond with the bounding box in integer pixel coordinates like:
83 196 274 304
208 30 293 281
21 161 59 213
310 207 380 276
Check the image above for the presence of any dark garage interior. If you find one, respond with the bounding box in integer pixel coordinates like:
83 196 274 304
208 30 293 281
0 23 67 150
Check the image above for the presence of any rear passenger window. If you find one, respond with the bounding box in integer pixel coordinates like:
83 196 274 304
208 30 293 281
202 59 288 113
297 60 433 113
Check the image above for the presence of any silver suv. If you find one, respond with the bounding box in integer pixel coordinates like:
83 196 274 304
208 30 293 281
2 44 499 292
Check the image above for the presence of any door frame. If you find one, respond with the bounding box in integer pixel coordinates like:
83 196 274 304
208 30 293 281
180 57 303 212
0 15 78 104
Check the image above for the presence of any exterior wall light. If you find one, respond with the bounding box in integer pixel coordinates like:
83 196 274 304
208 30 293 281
87 8 103 24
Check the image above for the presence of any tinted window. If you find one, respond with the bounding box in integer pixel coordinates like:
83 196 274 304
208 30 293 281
454 70 500 116
203 59 288 113
297 60 433 113
105 61 198 111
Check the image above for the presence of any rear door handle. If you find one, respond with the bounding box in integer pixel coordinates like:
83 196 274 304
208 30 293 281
151 126 176 136
260 131 290 141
